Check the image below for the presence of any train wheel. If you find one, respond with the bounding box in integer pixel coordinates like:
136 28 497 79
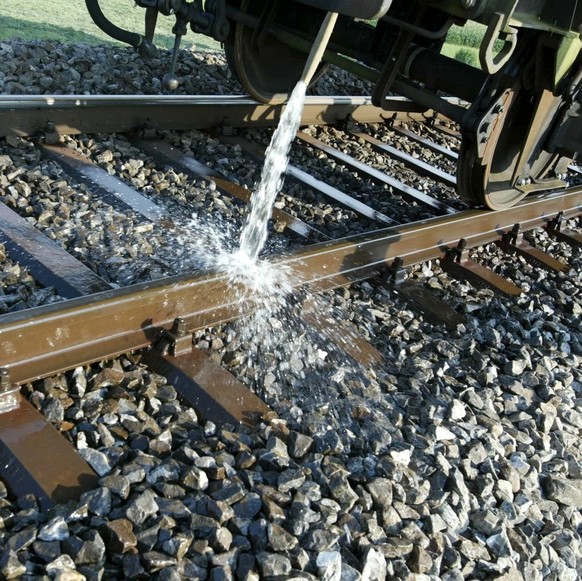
458 82 566 210
224 0 329 103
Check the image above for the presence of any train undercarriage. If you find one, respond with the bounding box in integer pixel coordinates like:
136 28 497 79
85 0 581 210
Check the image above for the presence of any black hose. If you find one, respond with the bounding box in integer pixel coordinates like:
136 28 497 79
85 0 156 57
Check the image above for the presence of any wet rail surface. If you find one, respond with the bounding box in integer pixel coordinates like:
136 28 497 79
0 95 581 508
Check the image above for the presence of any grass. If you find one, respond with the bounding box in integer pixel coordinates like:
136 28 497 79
0 0 221 51
441 42 480 67
442 22 506 69
445 22 485 49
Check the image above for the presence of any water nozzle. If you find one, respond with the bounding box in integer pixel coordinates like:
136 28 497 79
300 11 338 86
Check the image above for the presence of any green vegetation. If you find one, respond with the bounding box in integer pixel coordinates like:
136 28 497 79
441 22 484 68
454 47 479 67
445 22 485 49
443 21 506 69
0 0 221 51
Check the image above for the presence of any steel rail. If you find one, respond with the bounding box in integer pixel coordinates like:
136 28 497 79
0 95 432 138
1 186 580 385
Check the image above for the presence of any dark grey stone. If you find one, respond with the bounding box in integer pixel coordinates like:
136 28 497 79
190 514 221 538
32 540 62 563
259 436 290 469
126 489 159 525
38 515 69 542
210 481 246 505
209 565 235 581
197 496 234 524
408 545 433 574
366 477 392 508
544 476 582 508
142 551 177 573
0 550 26 580
82 487 112 517
79 448 113 477
209 527 233 553
123 553 146 578
183 466 209 491
278 468 306 493
316 551 341 580
6 525 37 552
136 522 161 552
256 552 292 577
303 528 340 552
379 537 413 558
267 522 298 552
102 519 137 554
233 493 262 520
100 474 131 499
162 534 192 560
328 473 359 511
486 527 513 558
289 432 314 459
156 497 191 519
75 531 106 565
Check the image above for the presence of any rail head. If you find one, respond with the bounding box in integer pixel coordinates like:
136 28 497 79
1 186 580 386
0 95 439 138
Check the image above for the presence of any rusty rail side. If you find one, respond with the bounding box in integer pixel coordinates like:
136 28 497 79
0 95 430 138
0 187 580 385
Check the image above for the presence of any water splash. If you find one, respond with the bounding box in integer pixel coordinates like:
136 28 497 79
165 79 374 430
238 80 307 260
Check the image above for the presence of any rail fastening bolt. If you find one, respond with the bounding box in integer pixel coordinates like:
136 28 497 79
171 317 187 338
0 368 11 391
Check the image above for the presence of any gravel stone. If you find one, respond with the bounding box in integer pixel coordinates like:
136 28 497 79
54 569 87 581
328 473 359 511
256 552 292 577
267 522 298 551
233 492 262 520
126 489 159 525
544 476 582 508
45 554 78 575
289 432 314 458
361 548 387 581
78 448 113 477
486 526 513 558
6 525 36 552
0 550 26 580
366 477 392 508
142 550 177 573
209 527 233 552
38 515 69 541
102 519 137 554
317 550 342 581
304 528 340 551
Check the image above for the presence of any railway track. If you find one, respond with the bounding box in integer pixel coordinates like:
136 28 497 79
0 89 581 579
0 93 580 510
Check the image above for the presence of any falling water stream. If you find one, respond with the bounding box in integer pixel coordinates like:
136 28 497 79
185 12 363 408
234 9 338 263
237 80 308 261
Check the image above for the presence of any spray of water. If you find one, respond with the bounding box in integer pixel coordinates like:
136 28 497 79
165 70 376 434
238 80 307 261
155 209 374 438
